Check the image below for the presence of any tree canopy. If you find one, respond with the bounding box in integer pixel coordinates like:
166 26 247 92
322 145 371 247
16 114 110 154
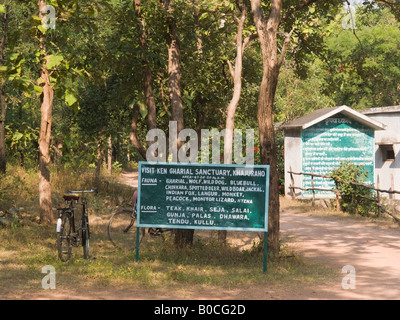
1 1 398 167
1 0 399 248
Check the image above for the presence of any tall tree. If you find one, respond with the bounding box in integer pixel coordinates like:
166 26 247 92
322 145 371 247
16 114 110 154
134 0 157 132
0 2 7 174
223 0 248 165
250 0 344 254
250 0 282 255
130 0 158 160
38 0 54 224
164 0 194 247
220 0 256 243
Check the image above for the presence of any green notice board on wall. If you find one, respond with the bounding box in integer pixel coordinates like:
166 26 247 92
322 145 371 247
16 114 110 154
301 113 375 197
137 162 270 232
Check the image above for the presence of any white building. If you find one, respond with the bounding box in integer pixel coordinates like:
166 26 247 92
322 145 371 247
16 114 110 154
362 106 400 200
282 106 386 199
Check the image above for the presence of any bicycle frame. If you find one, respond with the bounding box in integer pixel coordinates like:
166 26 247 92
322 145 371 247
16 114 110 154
67 190 93 243
57 198 80 245
57 189 95 245
57 188 96 261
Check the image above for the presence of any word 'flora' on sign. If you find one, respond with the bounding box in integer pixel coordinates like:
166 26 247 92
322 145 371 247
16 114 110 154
138 162 270 232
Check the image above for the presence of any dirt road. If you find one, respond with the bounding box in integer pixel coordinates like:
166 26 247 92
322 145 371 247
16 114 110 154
3 203 400 300
5 173 399 300
120 171 138 188
120 170 400 299
280 209 400 299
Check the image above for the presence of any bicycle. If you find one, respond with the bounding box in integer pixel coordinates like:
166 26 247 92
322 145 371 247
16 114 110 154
107 190 172 252
56 188 96 262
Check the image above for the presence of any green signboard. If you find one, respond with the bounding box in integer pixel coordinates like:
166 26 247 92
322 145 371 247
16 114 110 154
137 162 270 232
301 113 375 197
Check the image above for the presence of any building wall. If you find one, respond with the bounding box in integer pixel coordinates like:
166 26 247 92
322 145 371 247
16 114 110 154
367 112 400 199
301 114 375 198
284 128 302 198
284 114 375 199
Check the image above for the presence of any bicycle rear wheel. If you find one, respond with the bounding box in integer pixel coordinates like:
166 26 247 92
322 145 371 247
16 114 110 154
81 217 90 259
57 211 73 262
107 209 144 252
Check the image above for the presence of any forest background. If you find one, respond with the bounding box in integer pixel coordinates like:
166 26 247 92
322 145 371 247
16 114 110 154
1 0 400 252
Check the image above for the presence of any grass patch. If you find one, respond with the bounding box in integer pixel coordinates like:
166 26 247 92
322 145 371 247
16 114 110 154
0 165 338 298
0 218 337 295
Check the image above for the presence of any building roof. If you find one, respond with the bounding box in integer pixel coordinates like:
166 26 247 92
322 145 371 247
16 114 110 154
362 105 400 115
282 105 386 131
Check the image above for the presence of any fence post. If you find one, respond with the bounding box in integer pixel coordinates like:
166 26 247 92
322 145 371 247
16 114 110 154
335 189 340 212
333 179 340 212
290 166 296 200
311 167 315 207
377 175 381 217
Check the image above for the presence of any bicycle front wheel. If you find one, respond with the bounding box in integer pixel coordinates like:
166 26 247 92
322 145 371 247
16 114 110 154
57 211 73 262
107 210 144 252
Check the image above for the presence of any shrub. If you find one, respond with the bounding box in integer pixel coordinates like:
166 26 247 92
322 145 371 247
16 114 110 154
330 161 378 215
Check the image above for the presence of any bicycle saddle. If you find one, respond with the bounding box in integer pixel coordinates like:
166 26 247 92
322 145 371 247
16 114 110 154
63 193 80 201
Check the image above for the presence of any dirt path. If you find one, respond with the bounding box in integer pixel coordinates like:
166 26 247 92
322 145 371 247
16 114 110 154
119 171 138 188
3 172 400 300
118 171 400 300
281 209 400 299
8 207 399 300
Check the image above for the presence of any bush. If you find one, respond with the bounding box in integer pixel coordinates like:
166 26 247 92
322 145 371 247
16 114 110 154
330 161 378 215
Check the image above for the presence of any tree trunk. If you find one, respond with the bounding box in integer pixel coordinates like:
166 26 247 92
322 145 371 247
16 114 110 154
95 135 102 185
38 64 54 224
107 135 112 175
0 83 6 175
38 0 54 225
134 0 157 133
220 1 247 244
167 15 183 142
165 0 194 247
128 0 157 160
223 2 246 165
0 5 7 174
143 65 157 131
130 104 147 159
251 0 283 254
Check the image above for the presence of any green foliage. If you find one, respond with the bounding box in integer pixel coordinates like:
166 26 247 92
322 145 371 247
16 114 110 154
323 6 400 109
275 59 335 122
46 54 64 70
1 0 400 175
330 161 378 215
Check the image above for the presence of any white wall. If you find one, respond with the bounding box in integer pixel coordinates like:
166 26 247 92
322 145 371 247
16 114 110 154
284 128 302 198
368 113 400 199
